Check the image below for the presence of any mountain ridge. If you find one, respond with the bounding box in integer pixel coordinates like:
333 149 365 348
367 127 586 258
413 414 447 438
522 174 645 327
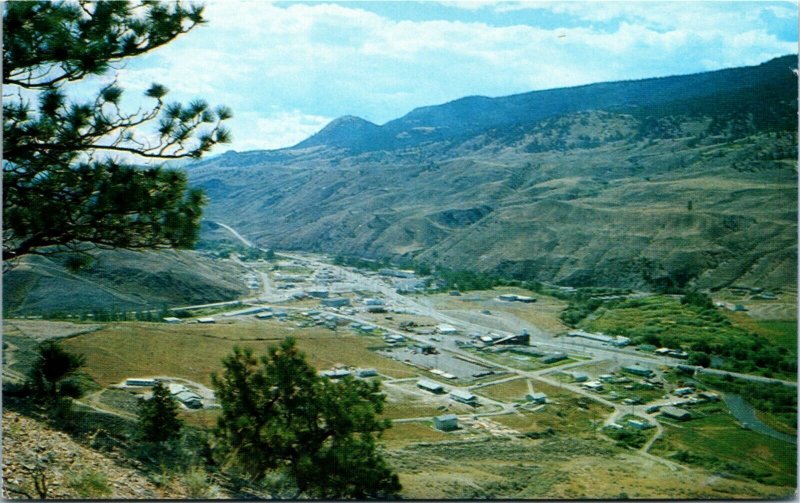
188 55 797 290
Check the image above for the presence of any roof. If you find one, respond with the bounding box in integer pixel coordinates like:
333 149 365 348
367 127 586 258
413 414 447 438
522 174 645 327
661 406 691 417
417 379 443 389
450 389 476 400
435 414 458 421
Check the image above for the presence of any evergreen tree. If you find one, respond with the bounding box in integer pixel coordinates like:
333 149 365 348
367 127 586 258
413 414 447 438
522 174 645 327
212 338 401 499
28 340 86 403
138 382 183 443
3 1 231 261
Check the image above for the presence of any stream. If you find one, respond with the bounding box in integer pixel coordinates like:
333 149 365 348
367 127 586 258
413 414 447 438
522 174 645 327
722 394 796 444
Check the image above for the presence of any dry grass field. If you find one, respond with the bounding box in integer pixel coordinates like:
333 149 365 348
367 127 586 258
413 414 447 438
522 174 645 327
420 287 569 334
61 319 416 388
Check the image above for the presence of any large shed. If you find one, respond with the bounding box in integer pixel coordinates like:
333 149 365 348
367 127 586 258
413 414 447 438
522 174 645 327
417 379 445 394
433 414 459 431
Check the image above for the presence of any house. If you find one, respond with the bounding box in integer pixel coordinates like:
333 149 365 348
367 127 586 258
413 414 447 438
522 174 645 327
598 374 615 382
498 294 518 302
661 406 691 421
363 298 385 306
645 405 661 414
384 334 406 343
570 371 589 383
321 369 351 379
526 392 547 404
196 317 216 324
450 389 478 405
433 414 459 431
672 387 694 397
621 365 653 377
356 368 378 378
255 312 273 319
174 390 203 409
628 419 655 430
167 384 203 409
581 381 604 391
162 317 182 324
697 391 720 402
437 324 459 335
322 297 350 308
307 289 329 298
541 352 568 364
417 379 445 394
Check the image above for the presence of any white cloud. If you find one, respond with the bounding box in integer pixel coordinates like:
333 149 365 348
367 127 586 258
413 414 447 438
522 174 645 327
112 0 796 151
234 110 332 151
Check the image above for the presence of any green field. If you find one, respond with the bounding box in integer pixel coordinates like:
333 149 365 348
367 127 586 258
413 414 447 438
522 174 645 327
651 407 796 488
583 295 796 379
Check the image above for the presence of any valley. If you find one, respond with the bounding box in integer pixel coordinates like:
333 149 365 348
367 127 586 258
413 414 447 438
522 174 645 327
4 222 796 498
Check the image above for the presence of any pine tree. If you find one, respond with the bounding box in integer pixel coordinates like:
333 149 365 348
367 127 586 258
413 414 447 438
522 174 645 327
212 338 401 498
138 382 183 443
28 340 86 403
3 1 231 262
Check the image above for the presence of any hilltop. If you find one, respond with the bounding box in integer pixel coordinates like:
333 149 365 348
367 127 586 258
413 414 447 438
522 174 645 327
189 56 797 290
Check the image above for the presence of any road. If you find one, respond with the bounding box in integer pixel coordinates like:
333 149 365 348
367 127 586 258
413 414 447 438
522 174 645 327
206 221 796 470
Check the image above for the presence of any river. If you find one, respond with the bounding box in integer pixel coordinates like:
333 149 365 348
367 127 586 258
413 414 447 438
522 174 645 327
722 394 796 444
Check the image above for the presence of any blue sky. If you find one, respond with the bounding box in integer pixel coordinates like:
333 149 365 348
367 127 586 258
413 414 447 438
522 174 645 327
108 1 797 153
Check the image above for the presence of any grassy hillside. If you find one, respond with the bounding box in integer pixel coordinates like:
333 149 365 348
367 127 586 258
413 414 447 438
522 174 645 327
3 249 249 317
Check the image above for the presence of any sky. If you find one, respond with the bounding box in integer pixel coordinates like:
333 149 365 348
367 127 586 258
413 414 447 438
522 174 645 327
108 0 797 153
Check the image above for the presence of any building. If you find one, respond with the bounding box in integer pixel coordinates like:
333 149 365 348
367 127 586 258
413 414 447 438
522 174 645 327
570 371 589 383
168 383 203 409
126 378 156 387
384 334 406 343
541 352 567 364
322 297 350 308
621 365 653 377
672 387 694 397
568 330 629 347
222 306 271 317
628 419 655 430
196 317 216 324
598 374 615 382
433 414 459 431
526 392 547 404
363 298 385 306
437 324 459 335
417 379 445 394
661 406 691 421
581 381 604 391
697 391 720 402
162 317 182 324
493 331 530 346
174 390 203 409
320 369 351 379
450 389 478 405
255 312 273 319
356 368 378 378
307 289 329 299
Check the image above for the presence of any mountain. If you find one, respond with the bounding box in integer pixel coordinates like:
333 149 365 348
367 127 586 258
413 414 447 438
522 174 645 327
3 249 250 316
188 55 797 291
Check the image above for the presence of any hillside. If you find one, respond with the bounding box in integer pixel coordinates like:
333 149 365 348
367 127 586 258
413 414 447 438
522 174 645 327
3 249 250 316
188 55 797 291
